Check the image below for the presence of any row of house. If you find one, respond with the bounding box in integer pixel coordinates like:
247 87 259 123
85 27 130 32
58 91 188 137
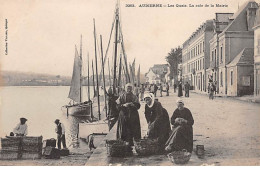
145 64 170 84
181 0 260 96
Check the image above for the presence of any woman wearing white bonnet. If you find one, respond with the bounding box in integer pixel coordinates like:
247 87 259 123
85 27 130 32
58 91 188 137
144 92 171 153
165 98 194 153
116 83 141 153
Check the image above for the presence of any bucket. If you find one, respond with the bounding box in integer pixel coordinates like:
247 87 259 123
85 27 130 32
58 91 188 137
196 145 204 156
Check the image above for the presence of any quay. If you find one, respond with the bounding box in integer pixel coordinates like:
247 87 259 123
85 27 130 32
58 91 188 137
85 90 260 166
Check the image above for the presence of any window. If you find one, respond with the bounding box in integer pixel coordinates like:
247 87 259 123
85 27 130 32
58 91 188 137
231 71 233 85
203 41 204 52
220 46 223 62
258 39 260 55
212 51 214 61
220 72 223 86
200 42 202 53
200 59 202 70
214 49 217 62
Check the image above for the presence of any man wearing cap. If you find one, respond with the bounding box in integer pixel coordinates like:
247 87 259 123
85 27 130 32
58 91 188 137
55 119 67 149
116 83 141 152
13 117 28 136
165 99 194 153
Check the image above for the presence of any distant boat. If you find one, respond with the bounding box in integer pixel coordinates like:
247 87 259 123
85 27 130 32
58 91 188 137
62 42 93 117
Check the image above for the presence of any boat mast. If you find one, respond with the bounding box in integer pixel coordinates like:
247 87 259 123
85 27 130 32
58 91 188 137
80 35 83 102
113 7 119 95
87 53 90 101
100 35 108 118
88 52 93 120
118 54 122 93
108 59 111 87
93 19 101 120
92 60 96 98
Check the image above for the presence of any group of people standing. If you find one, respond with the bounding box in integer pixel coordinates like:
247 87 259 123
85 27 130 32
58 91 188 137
176 82 190 98
10 117 67 150
148 83 170 97
111 83 194 154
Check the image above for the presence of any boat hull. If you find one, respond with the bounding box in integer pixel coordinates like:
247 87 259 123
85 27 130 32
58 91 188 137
78 121 109 139
64 102 92 116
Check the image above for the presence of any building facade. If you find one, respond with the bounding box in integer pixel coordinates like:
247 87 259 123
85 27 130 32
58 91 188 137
145 64 169 84
182 20 214 92
253 8 260 96
208 13 234 92
216 1 258 96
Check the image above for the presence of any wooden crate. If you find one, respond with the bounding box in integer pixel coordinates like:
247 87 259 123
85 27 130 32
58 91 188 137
22 136 43 144
21 152 42 160
0 150 21 160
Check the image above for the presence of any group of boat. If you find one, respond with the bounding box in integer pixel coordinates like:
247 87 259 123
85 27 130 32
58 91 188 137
61 2 141 143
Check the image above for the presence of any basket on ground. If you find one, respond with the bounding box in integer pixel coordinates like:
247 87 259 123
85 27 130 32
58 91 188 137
105 140 128 157
1 137 22 151
134 138 159 156
167 149 191 164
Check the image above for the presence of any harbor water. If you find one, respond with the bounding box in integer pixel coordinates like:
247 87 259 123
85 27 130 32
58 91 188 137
0 86 106 148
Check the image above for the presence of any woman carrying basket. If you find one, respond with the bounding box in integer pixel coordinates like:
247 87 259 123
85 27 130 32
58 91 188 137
144 93 171 152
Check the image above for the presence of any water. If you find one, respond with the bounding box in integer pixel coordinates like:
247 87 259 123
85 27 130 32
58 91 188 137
0 86 106 148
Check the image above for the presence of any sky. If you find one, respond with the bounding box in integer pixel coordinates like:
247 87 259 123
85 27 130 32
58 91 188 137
0 0 258 76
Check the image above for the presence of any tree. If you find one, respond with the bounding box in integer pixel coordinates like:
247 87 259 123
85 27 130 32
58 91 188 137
165 47 182 81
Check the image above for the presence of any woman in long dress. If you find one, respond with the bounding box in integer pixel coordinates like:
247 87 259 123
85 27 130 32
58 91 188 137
165 99 194 153
178 82 183 97
116 83 141 149
144 93 171 152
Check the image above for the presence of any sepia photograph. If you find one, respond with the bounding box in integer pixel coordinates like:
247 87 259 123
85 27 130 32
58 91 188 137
0 0 260 166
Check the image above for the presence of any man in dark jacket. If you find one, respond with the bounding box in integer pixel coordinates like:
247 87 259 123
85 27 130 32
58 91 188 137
55 119 67 149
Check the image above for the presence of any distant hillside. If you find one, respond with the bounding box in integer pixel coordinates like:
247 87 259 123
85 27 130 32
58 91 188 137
0 71 71 86
0 71 146 86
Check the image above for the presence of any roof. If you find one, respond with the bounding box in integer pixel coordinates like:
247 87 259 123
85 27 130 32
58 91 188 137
183 20 214 46
153 64 169 68
226 48 254 67
220 1 258 34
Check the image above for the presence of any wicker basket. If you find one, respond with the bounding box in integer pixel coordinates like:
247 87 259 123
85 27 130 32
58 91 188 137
1 137 22 151
21 152 42 160
22 136 43 144
134 138 159 156
0 150 21 160
105 140 128 157
167 149 191 164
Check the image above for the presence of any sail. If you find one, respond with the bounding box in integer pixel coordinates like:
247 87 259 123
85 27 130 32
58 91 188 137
68 47 82 102
137 64 140 86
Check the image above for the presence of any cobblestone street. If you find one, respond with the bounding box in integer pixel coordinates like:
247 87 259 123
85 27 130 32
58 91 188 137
86 89 260 166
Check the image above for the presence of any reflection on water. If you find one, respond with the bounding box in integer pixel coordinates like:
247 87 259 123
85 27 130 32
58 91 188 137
0 86 105 149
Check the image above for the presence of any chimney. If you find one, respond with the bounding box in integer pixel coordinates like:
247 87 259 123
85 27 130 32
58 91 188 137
247 2 258 31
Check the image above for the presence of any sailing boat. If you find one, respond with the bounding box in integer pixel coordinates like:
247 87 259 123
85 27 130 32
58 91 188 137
63 38 93 116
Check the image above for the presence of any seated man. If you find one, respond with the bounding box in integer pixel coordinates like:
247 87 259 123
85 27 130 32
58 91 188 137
165 99 194 153
13 117 28 136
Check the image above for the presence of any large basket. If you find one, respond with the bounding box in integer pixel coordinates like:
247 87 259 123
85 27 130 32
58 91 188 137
105 140 128 157
0 150 21 160
22 136 42 144
1 137 22 151
134 138 159 156
21 152 42 160
21 136 43 152
167 149 191 164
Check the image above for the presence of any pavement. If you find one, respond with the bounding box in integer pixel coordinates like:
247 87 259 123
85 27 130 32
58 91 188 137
86 89 260 166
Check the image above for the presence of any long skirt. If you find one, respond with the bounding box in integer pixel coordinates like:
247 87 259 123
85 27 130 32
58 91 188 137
116 110 141 146
165 125 193 153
